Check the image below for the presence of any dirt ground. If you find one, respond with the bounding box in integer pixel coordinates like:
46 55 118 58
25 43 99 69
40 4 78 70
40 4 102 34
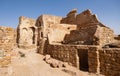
0 48 104 76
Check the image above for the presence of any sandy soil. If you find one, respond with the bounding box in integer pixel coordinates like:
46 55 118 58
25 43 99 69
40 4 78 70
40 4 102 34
0 48 103 76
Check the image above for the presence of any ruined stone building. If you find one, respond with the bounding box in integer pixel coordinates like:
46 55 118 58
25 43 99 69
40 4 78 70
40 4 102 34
0 9 120 76
17 16 37 49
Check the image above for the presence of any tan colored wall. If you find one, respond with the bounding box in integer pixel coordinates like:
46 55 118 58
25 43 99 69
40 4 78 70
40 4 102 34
99 27 114 46
43 41 99 72
41 15 63 38
0 26 16 52
17 16 37 49
61 9 77 24
76 10 99 28
99 48 120 76
88 46 100 73
60 9 114 46
48 24 76 44
43 43 79 67
42 39 120 76
63 25 98 45
36 15 77 44
61 9 99 27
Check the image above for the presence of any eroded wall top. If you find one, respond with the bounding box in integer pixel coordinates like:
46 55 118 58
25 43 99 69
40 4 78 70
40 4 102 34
18 16 36 28
17 16 37 49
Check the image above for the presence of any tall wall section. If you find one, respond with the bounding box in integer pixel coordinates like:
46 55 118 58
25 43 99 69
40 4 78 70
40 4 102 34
17 16 37 49
38 15 63 38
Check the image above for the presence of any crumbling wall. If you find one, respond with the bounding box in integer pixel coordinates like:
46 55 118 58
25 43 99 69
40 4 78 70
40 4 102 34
39 15 62 38
48 24 76 44
35 9 116 76
35 15 63 53
76 10 99 29
61 9 114 46
43 41 99 72
99 48 120 76
36 15 76 44
61 9 77 24
99 27 114 46
63 25 97 45
36 15 63 40
0 26 16 67
0 26 16 51
17 16 37 49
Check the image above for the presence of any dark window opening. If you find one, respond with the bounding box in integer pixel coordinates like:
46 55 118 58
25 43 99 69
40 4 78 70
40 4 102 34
41 32 43 38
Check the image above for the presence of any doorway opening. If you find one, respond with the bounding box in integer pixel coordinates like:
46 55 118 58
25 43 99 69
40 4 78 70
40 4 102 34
77 49 89 71
30 27 35 44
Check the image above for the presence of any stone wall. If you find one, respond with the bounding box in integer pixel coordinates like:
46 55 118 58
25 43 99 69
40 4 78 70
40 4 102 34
39 38 120 76
43 43 79 67
17 16 37 49
98 27 114 46
43 40 99 72
60 9 114 46
99 48 120 76
88 46 100 73
61 9 99 28
36 15 62 38
63 24 98 45
48 24 76 44
61 9 77 24
0 26 16 51
76 10 99 29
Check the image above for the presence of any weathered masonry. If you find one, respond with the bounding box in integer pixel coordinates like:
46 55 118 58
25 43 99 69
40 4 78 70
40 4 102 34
35 9 120 76
17 16 38 49
0 9 120 76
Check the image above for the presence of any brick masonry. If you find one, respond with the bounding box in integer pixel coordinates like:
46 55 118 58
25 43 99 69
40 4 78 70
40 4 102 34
99 48 120 76
43 40 100 72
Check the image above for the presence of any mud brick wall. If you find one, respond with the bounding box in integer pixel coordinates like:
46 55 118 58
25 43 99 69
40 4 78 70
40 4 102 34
99 48 120 76
99 27 114 46
88 46 100 74
44 44 79 67
0 26 16 51
43 42 100 72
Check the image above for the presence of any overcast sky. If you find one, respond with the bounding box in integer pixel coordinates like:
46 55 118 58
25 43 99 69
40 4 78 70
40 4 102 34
0 0 120 34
